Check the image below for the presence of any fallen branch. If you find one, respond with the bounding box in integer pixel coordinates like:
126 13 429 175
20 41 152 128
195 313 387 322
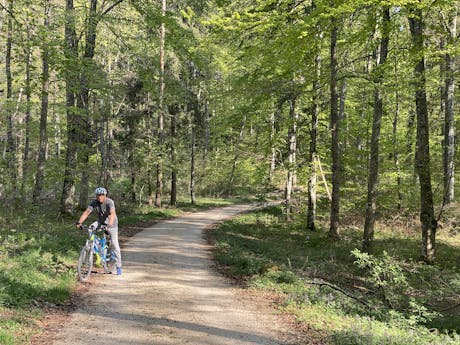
302 278 371 309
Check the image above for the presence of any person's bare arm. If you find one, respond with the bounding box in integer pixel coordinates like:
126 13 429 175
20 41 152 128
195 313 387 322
76 209 92 227
108 208 116 227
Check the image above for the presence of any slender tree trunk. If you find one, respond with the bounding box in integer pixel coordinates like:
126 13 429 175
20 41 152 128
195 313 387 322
329 21 340 239
129 146 136 202
393 88 403 211
53 101 61 158
269 111 276 185
228 116 246 196
362 7 390 253
409 9 437 263
77 0 98 209
33 1 51 203
443 9 456 204
190 122 196 205
60 0 79 214
203 100 210 167
5 0 17 194
285 96 298 221
308 43 321 231
170 105 178 207
22 46 32 196
269 100 283 186
155 0 166 208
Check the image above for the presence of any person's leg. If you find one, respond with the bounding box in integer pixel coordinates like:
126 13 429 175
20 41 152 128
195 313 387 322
108 227 122 271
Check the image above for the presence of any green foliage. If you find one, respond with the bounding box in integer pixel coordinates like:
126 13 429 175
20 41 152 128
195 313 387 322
351 250 409 308
210 205 460 344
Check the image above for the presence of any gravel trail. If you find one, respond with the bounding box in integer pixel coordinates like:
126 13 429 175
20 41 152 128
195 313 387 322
51 204 296 345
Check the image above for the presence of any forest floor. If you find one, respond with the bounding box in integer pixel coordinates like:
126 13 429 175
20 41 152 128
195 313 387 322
31 203 306 345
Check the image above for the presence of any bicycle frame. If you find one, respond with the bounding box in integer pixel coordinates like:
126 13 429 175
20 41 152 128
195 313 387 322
77 224 115 281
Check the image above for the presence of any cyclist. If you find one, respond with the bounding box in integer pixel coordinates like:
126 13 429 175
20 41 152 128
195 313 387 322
76 187 122 275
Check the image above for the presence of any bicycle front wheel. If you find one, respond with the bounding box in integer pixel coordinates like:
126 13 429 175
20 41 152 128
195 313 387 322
77 242 94 281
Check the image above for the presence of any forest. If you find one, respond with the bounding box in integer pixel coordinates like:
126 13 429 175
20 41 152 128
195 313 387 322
0 0 459 344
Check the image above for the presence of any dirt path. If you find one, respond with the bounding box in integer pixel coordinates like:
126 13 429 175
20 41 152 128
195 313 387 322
46 204 299 345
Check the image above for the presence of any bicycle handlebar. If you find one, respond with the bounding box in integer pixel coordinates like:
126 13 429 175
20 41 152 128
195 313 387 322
76 223 108 236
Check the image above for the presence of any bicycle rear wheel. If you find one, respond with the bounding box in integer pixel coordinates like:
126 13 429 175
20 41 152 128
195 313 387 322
77 242 94 281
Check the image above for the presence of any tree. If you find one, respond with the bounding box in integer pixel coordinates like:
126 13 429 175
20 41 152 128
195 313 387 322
329 18 340 239
362 6 390 253
33 0 51 203
441 4 457 205
5 0 17 194
60 0 79 214
155 0 166 208
307 31 322 231
409 6 437 263
285 95 298 221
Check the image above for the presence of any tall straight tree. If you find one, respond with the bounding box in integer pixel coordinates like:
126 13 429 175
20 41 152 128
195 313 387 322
329 18 340 239
409 6 437 263
155 0 166 207
77 0 98 209
170 104 178 207
61 0 79 214
5 0 17 194
21 32 32 196
441 4 457 204
33 0 51 203
362 6 390 252
307 32 322 231
285 95 298 221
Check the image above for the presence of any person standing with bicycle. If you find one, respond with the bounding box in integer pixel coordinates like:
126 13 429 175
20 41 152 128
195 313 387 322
76 187 122 275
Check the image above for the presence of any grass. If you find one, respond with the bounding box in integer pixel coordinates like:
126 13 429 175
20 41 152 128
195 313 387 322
0 196 246 344
209 205 460 345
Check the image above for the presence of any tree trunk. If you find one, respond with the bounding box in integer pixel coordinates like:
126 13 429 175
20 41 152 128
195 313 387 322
393 86 403 211
269 111 276 186
285 96 298 221
170 105 178 207
228 116 246 196
5 0 17 194
60 0 79 214
269 100 283 186
362 7 390 253
308 43 321 231
78 0 98 209
409 9 437 263
33 1 51 203
155 0 166 208
329 21 340 239
190 122 196 205
22 46 32 196
443 9 456 204
129 145 136 202
203 100 210 167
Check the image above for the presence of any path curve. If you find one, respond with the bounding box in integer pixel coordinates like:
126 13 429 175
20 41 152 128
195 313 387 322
51 204 296 345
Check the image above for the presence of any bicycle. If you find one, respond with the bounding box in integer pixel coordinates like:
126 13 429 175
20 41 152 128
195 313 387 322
77 224 116 282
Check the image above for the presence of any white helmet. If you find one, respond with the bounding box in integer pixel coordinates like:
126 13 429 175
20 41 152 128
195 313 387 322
95 187 107 195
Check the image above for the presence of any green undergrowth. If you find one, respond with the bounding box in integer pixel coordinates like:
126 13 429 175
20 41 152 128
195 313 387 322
0 196 241 344
210 205 460 345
